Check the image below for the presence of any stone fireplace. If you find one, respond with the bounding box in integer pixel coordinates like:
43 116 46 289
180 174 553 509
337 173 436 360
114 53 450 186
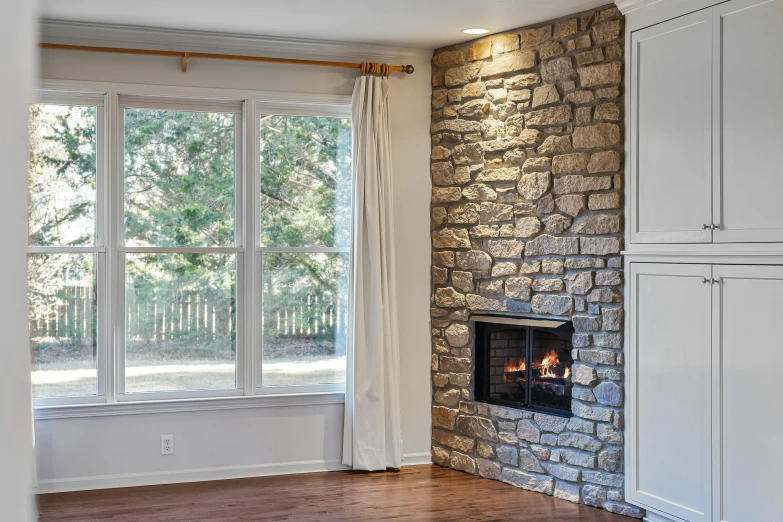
429 4 643 518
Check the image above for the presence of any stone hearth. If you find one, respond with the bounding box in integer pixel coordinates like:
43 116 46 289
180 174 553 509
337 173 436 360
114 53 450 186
429 4 642 517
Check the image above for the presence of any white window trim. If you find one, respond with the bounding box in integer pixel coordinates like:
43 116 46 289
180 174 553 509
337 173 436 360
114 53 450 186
32 79 352 414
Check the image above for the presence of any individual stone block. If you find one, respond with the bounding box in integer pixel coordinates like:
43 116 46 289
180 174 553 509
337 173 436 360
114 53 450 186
537 135 571 155
532 295 573 316
476 167 521 182
552 153 590 174
504 72 542 89
538 40 565 60
467 41 492 61
463 183 498 201
450 451 477 473
575 48 604 66
459 99 490 119
456 250 493 270
555 19 579 38
541 57 576 83
541 258 564 274
492 33 520 55
542 214 571 234
532 278 564 292
594 382 623 407
432 445 451 466
431 119 482 134
602 308 623 332
516 419 541 443
570 214 621 234
577 62 622 88
558 432 602 452
433 50 466 68
497 445 519 466
605 502 645 518
597 424 623 445
582 484 608 507
571 364 599 386
433 252 455 267
544 463 581 482
434 389 461 407
434 287 465 308
588 192 622 210
480 50 537 77
519 260 542 274
580 237 620 255
448 203 480 224
532 84 560 107
517 172 551 200
594 102 621 121
432 146 451 161
526 105 572 126
587 288 622 303
572 401 614 422
445 63 482 87
452 143 484 165
522 157 552 173
582 470 624 488
554 481 581 503
521 25 552 46
565 272 593 295
432 207 447 227
525 235 579 256
572 123 621 149
432 228 471 249
445 323 470 347
562 449 596 468
432 406 458 430
491 262 518 278
500 469 554 495
553 175 612 195
457 416 498 441
480 202 514 223
432 89 448 109
477 458 502 479
592 20 622 44
519 448 545 473
595 270 621 286
513 217 542 238
432 187 463 203
487 239 524 259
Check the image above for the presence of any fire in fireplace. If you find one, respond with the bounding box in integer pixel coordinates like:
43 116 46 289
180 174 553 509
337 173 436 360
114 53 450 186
474 316 574 416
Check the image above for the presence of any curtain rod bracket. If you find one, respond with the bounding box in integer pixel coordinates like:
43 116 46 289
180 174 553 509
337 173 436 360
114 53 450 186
181 52 189 73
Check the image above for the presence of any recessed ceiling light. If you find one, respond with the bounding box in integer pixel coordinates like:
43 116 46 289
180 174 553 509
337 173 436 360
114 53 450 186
463 28 490 35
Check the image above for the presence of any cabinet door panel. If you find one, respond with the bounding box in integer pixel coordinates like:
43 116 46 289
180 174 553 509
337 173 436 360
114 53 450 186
628 263 712 521
713 265 783 521
713 0 783 243
631 12 713 244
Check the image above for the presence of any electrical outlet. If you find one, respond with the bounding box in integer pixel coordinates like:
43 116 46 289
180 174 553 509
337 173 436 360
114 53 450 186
161 434 174 455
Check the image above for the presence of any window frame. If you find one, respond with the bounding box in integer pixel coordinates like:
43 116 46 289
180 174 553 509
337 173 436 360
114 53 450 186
31 80 352 411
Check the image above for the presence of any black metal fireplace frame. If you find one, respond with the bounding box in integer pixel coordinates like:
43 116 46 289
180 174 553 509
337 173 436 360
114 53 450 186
474 317 574 418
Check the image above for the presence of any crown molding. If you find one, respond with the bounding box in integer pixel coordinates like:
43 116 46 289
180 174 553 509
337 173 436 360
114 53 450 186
40 19 432 64
615 0 664 14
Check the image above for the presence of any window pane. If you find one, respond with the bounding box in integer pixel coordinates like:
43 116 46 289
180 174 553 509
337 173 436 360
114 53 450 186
259 115 352 247
261 252 348 387
124 108 236 247
28 104 97 247
125 253 237 393
28 253 97 398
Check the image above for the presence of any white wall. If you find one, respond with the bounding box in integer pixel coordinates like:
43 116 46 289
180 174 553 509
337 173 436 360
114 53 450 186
0 2 38 519
35 26 433 491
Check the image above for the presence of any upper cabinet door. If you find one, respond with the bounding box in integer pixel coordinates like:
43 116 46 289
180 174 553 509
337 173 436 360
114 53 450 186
628 263 713 522
713 0 783 243
712 264 783 521
630 11 714 244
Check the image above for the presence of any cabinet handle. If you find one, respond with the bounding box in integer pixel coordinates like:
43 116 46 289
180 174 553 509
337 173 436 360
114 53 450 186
703 224 719 230
702 224 710 230
711 278 719 285
702 277 710 284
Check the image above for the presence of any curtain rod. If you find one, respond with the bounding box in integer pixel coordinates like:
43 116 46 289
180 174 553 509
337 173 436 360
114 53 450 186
38 43 415 76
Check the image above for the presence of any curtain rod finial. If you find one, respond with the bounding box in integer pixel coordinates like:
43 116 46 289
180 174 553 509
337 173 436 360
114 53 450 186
403 65 414 74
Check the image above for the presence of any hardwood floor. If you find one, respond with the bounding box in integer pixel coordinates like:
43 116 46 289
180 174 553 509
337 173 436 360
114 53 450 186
38 465 632 521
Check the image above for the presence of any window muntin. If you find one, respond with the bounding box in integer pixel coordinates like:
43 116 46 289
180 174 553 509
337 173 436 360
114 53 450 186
257 113 352 390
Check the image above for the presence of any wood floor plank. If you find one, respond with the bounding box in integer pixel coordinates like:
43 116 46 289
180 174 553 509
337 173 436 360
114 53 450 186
37 465 632 521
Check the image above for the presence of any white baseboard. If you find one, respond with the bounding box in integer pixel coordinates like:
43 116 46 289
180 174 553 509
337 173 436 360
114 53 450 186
402 452 432 466
35 459 348 494
36 453 432 494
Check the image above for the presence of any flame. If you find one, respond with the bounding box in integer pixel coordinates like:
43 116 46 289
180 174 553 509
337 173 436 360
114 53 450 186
564 366 571 379
504 358 526 373
538 349 572 380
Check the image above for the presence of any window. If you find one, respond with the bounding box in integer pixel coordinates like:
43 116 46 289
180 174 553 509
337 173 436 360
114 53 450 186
28 88 353 406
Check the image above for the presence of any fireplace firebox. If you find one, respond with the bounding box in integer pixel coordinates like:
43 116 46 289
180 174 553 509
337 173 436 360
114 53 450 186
474 316 574 417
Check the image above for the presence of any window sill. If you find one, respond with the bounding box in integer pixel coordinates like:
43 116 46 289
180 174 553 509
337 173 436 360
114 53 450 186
34 392 345 420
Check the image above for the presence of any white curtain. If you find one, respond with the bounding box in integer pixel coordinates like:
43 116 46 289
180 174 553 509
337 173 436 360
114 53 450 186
342 74 402 471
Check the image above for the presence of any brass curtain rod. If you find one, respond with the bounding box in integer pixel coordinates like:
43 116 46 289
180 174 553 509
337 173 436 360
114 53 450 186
38 42 414 76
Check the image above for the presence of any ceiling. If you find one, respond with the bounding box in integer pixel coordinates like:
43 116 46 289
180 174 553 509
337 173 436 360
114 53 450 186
40 0 611 49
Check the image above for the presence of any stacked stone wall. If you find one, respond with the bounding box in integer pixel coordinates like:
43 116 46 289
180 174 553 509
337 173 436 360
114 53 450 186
429 4 642 517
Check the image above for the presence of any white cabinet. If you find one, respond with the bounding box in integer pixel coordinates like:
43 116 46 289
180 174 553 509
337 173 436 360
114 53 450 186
629 0 783 245
712 0 783 243
712 265 783 522
630 11 714 244
628 263 713 522
628 262 783 522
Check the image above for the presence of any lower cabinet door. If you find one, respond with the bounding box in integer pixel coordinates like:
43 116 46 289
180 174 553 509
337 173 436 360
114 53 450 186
713 265 783 522
628 263 713 522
